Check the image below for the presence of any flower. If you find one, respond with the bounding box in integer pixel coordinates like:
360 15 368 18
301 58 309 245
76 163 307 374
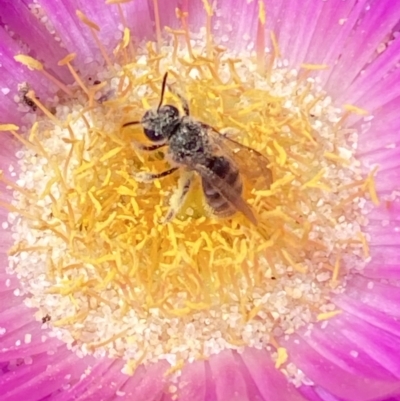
1 1 400 400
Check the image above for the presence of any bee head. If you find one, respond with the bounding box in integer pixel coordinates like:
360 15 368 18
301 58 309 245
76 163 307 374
141 105 180 142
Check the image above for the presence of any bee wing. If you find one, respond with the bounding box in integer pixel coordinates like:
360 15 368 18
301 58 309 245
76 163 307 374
203 124 273 191
193 163 258 225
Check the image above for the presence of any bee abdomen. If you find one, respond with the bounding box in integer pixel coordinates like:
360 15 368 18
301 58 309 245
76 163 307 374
202 163 242 217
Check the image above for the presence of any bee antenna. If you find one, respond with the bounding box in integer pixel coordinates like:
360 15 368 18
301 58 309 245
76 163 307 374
157 72 168 111
122 121 141 127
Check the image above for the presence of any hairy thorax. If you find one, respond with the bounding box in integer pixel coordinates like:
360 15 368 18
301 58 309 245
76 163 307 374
168 117 211 165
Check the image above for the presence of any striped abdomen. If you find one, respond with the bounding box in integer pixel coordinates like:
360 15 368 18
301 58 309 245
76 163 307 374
201 156 243 217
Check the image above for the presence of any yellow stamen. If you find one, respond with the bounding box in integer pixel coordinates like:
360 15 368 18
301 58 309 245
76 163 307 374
363 166 380 206
256 0 266 74
176 7 194 59
152 0 162 51
76 10 114 70
300 63 329 71
343 104 369 116
275 347 288 368
317 310 342 321
25 90 63 126
0 124 19 131
201 0 213 57
14 55 73 95
331 253 341 284
357 232 370 259
58 53 90 95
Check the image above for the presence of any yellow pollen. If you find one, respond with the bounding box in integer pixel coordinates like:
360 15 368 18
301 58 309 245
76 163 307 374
343 104 369 116
300 63 329 71
281 249 308 274
58 53 77 65
357 232 370 259
273 140 287 166
14 54 43 71
275 347 288 369
301 168 329 191
258 1 266 25
317 310 342 321
122 28 131 49
363 166 380 206
0 124 19 131
164 359 185 377
75 10 100 31
330 253 341 284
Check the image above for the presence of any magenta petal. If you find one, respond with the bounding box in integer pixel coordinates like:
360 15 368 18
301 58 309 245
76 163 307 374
35 0 106 67
301 318 397 381
344 36 400 105
334 293 400 340
0 346 87 401
211 0 258 50
345 276 400 317
70 360 128 401
327 0 400 100
356 69 400 116
334 314 400 379
208 349 250 401
118 0 155 41
124 361 169 401
303 0 359 66
178 359 207 401
0 1 70 81
240 347 307 401
54 358 118 401
282 332 400 401
288 0 324 66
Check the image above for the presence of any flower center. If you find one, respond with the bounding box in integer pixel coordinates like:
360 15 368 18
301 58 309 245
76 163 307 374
2 1 376 379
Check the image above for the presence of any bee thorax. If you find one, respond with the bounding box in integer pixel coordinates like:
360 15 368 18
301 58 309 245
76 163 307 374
168 119 210 163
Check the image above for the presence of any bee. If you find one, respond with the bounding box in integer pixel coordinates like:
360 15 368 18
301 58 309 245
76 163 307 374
123 73 272 225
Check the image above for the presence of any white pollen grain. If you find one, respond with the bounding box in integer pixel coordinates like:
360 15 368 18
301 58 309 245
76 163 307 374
24 333 32 344
350 350 359 358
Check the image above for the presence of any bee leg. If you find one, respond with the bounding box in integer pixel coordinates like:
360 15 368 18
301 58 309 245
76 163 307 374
133 142 166 152
162 171 193 223
167 84 190 116
133 167 179 183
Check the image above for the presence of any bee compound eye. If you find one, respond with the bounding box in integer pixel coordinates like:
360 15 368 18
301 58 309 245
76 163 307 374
160 105 179 118
143 127 162 142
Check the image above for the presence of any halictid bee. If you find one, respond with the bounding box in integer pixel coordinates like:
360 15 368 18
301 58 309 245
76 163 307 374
123 73 273 225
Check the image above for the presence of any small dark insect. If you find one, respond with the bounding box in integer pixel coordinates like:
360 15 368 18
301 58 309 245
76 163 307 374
123 73 273 225
19 84 37 111
42 314 51 323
